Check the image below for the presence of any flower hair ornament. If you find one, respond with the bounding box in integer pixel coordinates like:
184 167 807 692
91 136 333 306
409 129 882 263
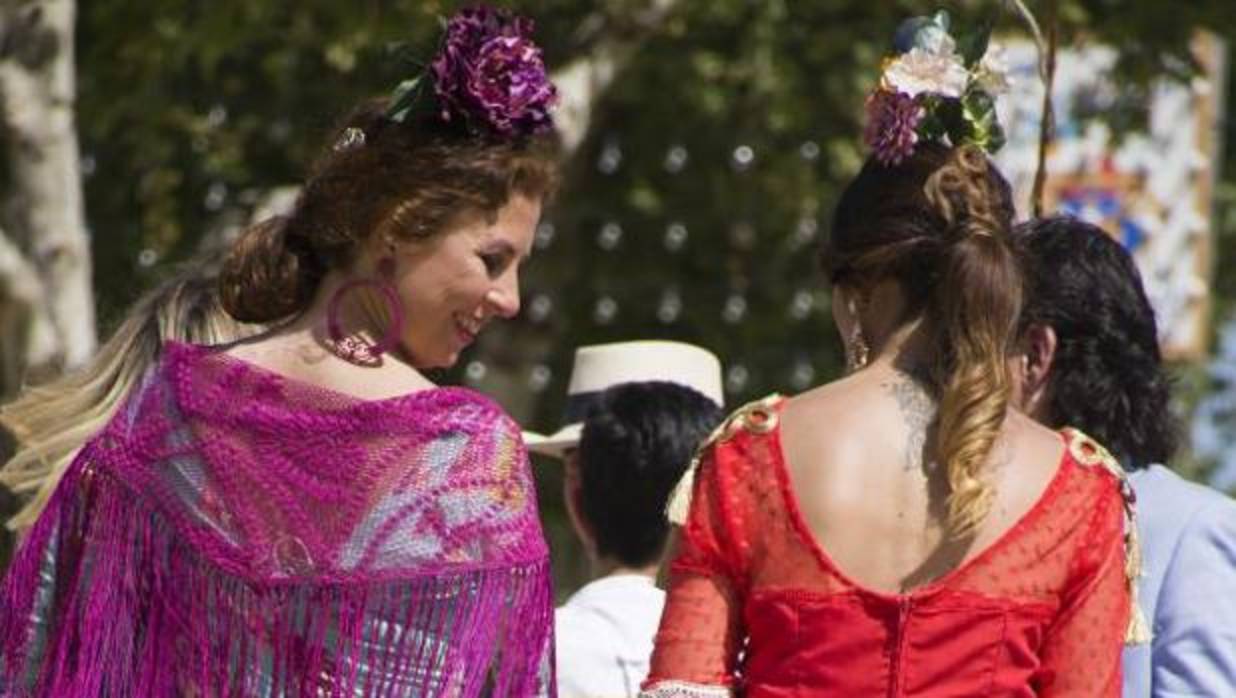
864 10 1010 166
335 4 557 152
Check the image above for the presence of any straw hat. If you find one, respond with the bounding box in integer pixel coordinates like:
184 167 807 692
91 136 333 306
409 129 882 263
523 340 724 459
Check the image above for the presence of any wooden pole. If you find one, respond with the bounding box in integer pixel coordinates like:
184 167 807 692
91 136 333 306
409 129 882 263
1030 0 1058 217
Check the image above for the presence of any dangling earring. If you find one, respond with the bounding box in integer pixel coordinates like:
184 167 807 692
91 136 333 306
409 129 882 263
845 296 870 372
326 256 405 366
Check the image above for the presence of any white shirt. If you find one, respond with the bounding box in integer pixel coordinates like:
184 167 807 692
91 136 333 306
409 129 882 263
555 574 666 698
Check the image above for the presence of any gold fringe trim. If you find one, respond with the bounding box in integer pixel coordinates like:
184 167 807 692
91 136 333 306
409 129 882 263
663 394 784 526
665 464 696 526
1124 517 1153 645
1064 428 1152 646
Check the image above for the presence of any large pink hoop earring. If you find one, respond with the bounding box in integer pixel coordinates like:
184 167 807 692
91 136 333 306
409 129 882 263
326 257 404 365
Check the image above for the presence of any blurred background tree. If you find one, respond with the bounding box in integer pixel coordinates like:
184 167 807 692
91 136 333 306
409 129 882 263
0 0 95 393
0 0 1232 585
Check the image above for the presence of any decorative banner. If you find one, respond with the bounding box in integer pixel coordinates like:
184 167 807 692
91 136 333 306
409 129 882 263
993 33 1227 360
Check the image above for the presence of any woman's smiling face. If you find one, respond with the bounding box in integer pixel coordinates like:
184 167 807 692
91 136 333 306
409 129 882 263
390 194 541 369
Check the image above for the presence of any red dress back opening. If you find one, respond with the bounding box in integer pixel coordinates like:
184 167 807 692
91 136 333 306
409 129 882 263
643 396 1135 698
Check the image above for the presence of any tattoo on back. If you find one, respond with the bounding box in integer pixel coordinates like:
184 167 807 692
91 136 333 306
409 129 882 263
882 366 937 472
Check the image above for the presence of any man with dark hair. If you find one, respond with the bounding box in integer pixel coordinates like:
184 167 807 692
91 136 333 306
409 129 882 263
525 341 724 698
1013 216 1236 697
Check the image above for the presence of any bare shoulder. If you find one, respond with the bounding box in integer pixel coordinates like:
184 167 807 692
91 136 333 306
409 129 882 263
783 378 853 438
781 375 887 468
783 374 871 425
1005 411 1066 458
994 411 1068 492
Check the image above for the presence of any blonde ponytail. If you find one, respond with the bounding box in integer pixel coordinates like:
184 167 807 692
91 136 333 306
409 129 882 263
924 145 1022 536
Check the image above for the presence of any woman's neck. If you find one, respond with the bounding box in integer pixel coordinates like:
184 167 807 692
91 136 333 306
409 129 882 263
226 274 435 400
271 272 411 364
866 315 935 378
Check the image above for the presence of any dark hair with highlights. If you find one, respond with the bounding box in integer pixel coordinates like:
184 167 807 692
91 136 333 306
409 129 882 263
220 101 560 323
1017 216 1178 469
578 381 723 568
821 142 1020 536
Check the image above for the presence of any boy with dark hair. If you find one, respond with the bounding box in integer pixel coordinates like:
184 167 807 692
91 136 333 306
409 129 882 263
571 382 723 574
1013 216 1236 697
526 341 724 698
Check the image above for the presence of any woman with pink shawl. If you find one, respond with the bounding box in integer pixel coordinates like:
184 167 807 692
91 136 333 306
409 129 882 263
0 6 561 696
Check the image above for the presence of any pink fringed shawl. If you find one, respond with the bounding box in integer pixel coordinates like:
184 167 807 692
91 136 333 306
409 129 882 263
0 342 555 697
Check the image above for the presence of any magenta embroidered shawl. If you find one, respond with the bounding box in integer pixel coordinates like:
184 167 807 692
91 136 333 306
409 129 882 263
0 342 555 697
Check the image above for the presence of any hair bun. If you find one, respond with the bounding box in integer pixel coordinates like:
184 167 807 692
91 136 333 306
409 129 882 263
923 145 1011 242
218 216 315 323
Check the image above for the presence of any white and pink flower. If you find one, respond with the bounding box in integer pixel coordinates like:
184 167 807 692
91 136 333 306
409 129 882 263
881 47 970 99
975 43 1013 95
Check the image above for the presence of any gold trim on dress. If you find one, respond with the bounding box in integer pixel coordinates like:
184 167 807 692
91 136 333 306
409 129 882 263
1062 427 1152 645
665 394 785 526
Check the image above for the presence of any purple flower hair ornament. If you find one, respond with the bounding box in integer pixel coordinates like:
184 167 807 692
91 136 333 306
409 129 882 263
385 5 558 138
864 90 926 167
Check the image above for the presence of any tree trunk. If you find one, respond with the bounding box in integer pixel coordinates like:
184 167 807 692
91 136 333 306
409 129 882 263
0 231 58 391
0 0 95 396
551 0 681 155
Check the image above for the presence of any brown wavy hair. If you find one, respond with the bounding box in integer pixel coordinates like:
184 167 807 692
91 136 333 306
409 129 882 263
821 142 1020 536
220 101 561 323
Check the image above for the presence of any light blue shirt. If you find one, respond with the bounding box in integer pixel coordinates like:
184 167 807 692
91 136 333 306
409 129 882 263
1124 465 1236 697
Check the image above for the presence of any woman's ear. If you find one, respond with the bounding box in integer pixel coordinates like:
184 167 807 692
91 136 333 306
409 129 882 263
844 282 872 315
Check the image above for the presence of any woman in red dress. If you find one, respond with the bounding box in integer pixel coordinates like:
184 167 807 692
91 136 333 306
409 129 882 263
642 19 1142 691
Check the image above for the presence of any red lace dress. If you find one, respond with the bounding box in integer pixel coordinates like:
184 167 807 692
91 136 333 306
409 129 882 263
643 396 1136 698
